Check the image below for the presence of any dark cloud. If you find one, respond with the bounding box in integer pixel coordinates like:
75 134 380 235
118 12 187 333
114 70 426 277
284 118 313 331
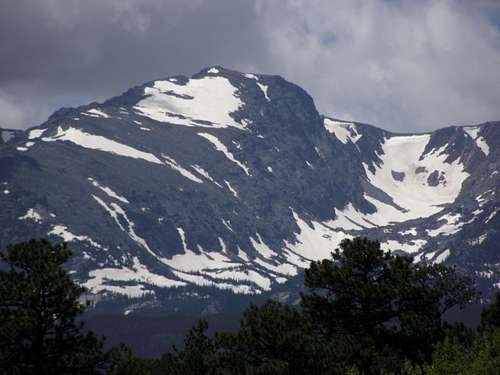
1 0 500 132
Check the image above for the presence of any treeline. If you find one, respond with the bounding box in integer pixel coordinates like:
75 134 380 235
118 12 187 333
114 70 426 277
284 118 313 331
0 238 499 374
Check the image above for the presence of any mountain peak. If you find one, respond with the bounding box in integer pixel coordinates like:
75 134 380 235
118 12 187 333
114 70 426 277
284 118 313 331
1 68 499 314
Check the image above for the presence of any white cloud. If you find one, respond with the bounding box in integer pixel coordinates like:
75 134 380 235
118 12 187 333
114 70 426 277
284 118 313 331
1 0 499 132
255 0 500 132
0 88 52 130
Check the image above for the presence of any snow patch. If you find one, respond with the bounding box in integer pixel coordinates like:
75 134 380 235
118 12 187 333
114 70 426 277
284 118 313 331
330 203 372 230
285 209 351 262
48 224 105 249
400 227 417 236
83 109 110 118
485 209 498 223
192 164 223 187
381 239 427 253
28 128 47 139
88 177 129 203
363 134 469 223
257 82 270 101
244 73 270 101
134 75 245 130
464 126 490 156
222 219 233 232
161 155 203 184
167 229 235 272
92 195 166 263
224 180 239 198
427 213 463 237
42 127 163 164
18 208 43 223
83 257 186 297
198 132 250 175
434 249 450 264
468 234 487 246
250 233 277 259
324 118 362 144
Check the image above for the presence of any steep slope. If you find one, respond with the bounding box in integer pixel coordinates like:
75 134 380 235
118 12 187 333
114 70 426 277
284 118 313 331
0 67 498 314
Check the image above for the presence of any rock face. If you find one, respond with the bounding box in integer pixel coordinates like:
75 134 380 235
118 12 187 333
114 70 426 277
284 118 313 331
0 67 498 314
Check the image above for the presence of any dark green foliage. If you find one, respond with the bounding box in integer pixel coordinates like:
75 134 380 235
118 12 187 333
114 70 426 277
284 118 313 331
2 237 489 374
157 301 338 374
156 320 218 374
107 343 155 375
402 328 500 375
215 300 336 374
0 239 106 374
301 237 476 374
155 238 477 374
479 292 500 333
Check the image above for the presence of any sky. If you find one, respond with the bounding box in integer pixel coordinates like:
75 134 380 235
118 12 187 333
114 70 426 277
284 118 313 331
1 0 500 132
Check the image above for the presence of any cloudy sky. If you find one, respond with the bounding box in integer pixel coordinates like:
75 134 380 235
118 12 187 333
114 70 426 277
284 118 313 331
1 0 500 132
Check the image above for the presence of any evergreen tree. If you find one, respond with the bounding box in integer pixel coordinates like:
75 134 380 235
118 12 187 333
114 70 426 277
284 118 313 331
478 292 500 333
301 237 475 374
402 328 500 375
216 300 337 374
107 343 153 375
0 239 106 374
156 320 218 375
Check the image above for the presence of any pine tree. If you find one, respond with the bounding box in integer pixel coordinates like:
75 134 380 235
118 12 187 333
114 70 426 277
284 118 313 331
478 292 500 333
301 237 475 374
216 300 333 374
0 239 106 374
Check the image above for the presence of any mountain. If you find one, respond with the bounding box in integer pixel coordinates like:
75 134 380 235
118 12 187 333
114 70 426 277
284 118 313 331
0 66 498 315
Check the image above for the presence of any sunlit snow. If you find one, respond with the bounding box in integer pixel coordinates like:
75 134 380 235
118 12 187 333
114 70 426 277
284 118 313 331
28 128 47 139
42 127 163 164
18 208 43 223
192 164 223 187
134 75 245 129
83 108 110 118
426 213 464 236
88 177 129 204
83 257 186 297
224 180 239 198
198 132 250 175
324 118 362 144
362 134 469 223
464 126 490 156
48 224 105 249
161 155 203 184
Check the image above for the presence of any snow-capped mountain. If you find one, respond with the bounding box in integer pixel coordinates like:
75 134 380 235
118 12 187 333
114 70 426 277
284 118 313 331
0 67 498 313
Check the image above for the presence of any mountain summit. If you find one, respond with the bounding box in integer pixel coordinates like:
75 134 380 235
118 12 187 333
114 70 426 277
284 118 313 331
0 67 498 313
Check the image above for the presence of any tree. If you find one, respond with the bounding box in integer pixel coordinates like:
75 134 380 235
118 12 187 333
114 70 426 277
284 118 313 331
478 292 500 333
157 301 339 375
301 237 475 374
0 239 106 374
107 343 154 375
157 320 218 375
401 328 500 375
216 300 337 375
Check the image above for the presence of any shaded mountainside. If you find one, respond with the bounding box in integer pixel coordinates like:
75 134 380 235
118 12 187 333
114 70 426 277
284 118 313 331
0 66 498 315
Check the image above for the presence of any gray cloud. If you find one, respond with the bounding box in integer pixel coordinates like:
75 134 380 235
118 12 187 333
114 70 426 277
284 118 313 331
1 0 499 132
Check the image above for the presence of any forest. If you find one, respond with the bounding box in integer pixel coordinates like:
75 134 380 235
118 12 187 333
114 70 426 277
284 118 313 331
0 237 499 374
